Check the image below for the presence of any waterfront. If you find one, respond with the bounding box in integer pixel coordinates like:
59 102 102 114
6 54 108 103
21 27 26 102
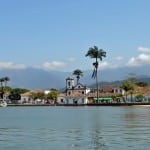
0 106 150 150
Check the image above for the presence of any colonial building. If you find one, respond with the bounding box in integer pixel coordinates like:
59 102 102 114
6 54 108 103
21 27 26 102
57 77 90 104
101 85 125 95
20 89 50 104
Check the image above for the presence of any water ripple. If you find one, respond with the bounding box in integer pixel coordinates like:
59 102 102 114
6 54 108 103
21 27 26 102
0 106 150 150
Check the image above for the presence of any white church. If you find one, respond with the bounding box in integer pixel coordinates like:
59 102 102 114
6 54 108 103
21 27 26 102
57 77 91 105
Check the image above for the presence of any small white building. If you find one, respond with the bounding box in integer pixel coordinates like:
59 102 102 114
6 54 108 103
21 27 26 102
113 88 125 95
57 77 90 104
20 92 33 104
57 93 88 104
20 89 51 104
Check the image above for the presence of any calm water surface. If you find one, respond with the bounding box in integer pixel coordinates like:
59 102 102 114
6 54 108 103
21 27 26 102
0 106 150 150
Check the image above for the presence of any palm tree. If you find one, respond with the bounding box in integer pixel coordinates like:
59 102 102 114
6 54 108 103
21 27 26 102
3 77 10 87
0 78 4 87
0 78 5 99
0 77 10 99
85 46 106 101
121 81 134 102
73 69 83 84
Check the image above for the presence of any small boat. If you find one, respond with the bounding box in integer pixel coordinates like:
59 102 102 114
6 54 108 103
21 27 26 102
0 100 7 107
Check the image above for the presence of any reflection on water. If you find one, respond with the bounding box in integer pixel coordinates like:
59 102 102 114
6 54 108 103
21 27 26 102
0 106 150 150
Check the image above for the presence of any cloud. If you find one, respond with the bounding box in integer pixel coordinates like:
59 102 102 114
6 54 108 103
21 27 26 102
99 61 117 69
114 56 124 61
41 61 67 70
127 53 150 67
138 47 150 53
67 57 76 62
0 62 27 70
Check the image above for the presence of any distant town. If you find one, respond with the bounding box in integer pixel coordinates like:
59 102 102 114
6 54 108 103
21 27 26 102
0 46 150 106
0 72 150 107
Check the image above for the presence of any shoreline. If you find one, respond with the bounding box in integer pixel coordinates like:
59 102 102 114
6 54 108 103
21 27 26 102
6 102 150 107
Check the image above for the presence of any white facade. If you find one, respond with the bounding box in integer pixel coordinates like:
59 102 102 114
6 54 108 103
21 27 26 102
20 93 33 104
66 77 74 89
113 88 125 95
57 77 90 104
57 93 88 104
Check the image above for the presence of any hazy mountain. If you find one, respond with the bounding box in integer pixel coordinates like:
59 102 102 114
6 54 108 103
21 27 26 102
0 68 68 89
0 65 149 89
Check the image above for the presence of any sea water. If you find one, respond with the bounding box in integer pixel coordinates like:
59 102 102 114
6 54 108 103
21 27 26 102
0 106 150 150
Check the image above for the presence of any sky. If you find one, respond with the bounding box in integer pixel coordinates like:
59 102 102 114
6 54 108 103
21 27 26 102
0 0 150 72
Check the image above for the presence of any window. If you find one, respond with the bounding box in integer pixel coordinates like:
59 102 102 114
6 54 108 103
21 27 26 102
66 99 69 104
82 98 84 103
73 99 77 104
61 99 63 102
68 81 71 86
82 91 84 94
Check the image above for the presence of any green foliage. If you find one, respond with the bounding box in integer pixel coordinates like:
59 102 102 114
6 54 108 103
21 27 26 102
0 76 10 87
136 81 148 87
0 76 10 98
9 88 30 101
36 92 45 99
135 94 145 102
73 69 83 77
135 94 144 99
73 69 83 83
11 88 30 95
85 46 107 102
30 91 45 100
85 46 106 61
111 94 123 100
121 81 134 92
47 89 60 100
3 86 12 92
121 81 134 101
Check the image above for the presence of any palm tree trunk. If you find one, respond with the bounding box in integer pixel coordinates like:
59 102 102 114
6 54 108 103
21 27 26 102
0 81 3 99
95 58 99 103
96 72 99 103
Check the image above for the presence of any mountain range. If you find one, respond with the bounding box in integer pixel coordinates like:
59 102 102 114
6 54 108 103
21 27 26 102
0 65 149 90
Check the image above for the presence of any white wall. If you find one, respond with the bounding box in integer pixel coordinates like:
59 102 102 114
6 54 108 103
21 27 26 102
57 96 88 104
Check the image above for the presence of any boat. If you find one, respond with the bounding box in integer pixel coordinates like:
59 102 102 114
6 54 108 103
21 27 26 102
0 100 7 107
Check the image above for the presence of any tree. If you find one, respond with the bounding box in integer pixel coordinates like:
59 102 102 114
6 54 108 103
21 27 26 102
85 46 106 101
121 81 134 102
11 88 30 95
47 89 60 104
3 77 10 87
136 81 148 87
0 77 10 99
0 78 5 99
135 93 145 102
0 78 5 87
9 88 30 103
3 86 12 93
73 69 83 84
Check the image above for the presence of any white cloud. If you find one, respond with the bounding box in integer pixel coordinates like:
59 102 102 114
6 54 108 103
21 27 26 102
67 57 76 62
138 47 150 53
42 61 67 70
127 53 150 67
99 61 116 69
0 62 26 69
114 56 124 61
